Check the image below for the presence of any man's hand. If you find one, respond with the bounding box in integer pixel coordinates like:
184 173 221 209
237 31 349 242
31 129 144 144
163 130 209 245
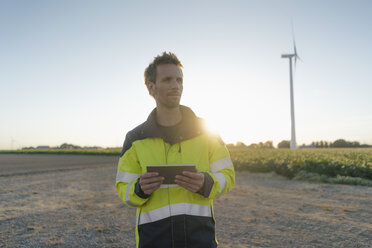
139 172 164 195
175 171 204 193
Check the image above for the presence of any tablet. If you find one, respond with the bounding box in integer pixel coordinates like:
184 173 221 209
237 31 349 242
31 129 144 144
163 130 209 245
146 164 197 184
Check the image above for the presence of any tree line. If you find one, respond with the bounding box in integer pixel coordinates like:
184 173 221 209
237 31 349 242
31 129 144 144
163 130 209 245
227 139 371 149
22 143 102 150
303 139 371 148
227 141 274 149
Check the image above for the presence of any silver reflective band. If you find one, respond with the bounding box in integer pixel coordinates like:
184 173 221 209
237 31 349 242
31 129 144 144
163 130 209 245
210 157 233 173
213 172 226 198
116 170 140 183
136 213 140 226
125 183 140 207
159 184 178 188
139 203 211 225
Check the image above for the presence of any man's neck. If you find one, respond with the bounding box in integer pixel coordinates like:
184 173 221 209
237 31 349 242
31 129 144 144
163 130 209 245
156 105 182 127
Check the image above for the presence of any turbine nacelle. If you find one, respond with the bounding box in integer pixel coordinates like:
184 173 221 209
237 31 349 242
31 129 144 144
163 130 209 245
281 54 296 58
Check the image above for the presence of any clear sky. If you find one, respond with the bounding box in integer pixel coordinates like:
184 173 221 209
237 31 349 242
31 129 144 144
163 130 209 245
1 0 371 149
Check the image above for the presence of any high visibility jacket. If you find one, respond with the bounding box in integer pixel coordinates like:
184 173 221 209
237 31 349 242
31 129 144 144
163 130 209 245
116 106 235 248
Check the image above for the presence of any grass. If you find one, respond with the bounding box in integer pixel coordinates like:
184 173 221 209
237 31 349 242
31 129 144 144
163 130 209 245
292 170 372 186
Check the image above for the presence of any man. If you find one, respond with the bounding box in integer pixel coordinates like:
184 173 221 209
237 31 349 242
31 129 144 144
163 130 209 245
116 52 235 248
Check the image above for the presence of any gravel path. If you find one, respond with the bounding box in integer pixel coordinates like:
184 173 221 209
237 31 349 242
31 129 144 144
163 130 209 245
0 154 371 247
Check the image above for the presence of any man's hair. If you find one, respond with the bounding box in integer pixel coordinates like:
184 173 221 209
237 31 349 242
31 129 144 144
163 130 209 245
144 52 183 84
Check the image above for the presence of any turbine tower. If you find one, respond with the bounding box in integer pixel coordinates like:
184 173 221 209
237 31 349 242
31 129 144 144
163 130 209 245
281 27 301 149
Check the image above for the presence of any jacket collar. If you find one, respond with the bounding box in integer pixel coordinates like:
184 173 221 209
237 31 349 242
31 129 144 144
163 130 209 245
141 105 203 145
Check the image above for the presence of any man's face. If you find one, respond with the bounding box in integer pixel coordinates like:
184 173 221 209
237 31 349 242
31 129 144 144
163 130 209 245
147 64 183 109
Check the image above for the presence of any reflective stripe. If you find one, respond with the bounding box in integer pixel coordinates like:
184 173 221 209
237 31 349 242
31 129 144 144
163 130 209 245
125 183 140 207
116 171 140 183
213 172 226 198
159 184 178 188
139 203 211 225
136 213 140 226
210 157 233 173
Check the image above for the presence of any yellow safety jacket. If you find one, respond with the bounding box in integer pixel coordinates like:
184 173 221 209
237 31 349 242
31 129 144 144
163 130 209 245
116 106 235 248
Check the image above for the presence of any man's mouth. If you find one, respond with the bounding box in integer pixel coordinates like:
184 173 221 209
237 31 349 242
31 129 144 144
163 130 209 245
167 92 180 96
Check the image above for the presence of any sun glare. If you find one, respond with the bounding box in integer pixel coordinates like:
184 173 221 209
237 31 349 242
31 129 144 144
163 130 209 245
201 119 220 136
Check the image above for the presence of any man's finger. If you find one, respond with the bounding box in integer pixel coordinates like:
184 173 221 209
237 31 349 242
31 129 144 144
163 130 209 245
175 179 201 192
176 177 201 189
181 171 202 178
140 176 164 185
175 175 193 183
176 175 202 185
141 181 163 191
141 172 159 179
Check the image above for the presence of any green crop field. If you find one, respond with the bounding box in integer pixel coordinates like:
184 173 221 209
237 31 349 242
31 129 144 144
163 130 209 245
1 147 371 186
229 147 372 186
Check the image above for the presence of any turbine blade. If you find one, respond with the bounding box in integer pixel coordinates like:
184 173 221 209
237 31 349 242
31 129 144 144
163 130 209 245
294 56 297 70
296 54 303 62
291 20 302 63
294 42 297 56
291 19 296 54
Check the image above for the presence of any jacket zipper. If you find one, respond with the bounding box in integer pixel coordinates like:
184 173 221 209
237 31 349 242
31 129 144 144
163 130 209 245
164 141 175 248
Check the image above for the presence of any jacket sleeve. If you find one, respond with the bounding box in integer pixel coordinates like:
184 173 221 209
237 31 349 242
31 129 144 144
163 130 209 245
115 133 150 208
200 134 235 199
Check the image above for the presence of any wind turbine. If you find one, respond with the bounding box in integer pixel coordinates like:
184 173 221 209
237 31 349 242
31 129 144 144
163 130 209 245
281 26 302 149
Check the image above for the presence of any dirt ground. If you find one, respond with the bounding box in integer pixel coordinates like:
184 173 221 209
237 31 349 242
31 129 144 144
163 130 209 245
0 154 371 247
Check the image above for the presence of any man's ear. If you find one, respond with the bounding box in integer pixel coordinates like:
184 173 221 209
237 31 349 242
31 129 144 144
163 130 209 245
145 81 155 97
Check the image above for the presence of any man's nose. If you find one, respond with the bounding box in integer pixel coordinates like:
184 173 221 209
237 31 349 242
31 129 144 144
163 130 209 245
170 79 181 89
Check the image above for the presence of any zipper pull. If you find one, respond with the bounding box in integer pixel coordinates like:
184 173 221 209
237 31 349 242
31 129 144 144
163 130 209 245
178 144 181 153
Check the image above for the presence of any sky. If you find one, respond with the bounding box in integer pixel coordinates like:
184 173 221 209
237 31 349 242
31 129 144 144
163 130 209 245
1 0 371 150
